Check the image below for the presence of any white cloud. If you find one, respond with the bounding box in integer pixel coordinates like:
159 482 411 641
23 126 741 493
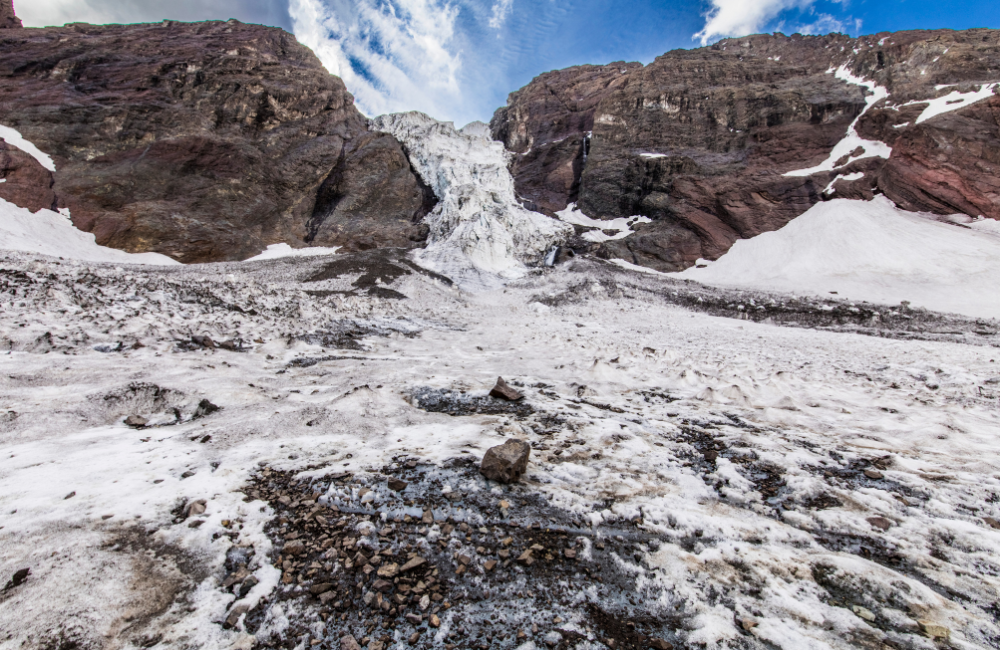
18 0 291 29
694 0 812 45
487 0 512 30
795 13 852 35
289 0 465 120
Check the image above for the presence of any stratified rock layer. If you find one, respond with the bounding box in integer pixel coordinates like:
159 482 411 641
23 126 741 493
492 30 1000 271
0 19 433 262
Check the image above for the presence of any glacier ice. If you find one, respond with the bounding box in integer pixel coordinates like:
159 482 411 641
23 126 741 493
371 112 573 290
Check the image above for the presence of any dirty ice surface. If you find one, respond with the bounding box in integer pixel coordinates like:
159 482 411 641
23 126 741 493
0 198 179 266
673 196 1000 320
1 247 998 650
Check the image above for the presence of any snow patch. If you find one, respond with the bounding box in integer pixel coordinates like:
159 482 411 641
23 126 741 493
672 196 1000 318
903 82 999 124
0 124 56 172
246 243 341 262
784 66 892 177
0 198 179 266
555 203 651 243
823 171 865 195
371 112 572 289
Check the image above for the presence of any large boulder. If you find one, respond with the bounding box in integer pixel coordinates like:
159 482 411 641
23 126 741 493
0 19 435 262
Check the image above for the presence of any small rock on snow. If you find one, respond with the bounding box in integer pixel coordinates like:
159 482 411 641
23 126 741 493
480 439 531 484
490 377 524 401
867 516 892 531
124 415 148 428
917 620 950 639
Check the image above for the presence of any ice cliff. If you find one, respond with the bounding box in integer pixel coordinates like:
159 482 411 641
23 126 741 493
371 112 573 289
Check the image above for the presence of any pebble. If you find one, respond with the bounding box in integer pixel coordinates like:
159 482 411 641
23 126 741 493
377 563 399 578
866 516 892 531
917 620 950 639
851 605 876 621
864 469 884 480
429 614 441 628
984 517 1000 530
649 639 673 650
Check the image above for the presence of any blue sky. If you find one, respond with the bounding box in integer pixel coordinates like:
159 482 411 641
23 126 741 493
19 0 1000 125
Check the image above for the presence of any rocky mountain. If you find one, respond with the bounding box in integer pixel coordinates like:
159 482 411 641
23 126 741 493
492 30 1000 271
0 0 20 30
0 5 434 263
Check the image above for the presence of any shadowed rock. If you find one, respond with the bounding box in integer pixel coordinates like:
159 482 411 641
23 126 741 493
480 439 530 484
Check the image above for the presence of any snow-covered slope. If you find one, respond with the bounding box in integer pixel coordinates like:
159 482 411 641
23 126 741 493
672 196 1000 319
0 198 178 266
371 112 572 289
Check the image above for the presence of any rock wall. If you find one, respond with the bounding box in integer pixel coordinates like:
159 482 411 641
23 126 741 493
0 0 20 29
492 29 1000 271
0 18 434 263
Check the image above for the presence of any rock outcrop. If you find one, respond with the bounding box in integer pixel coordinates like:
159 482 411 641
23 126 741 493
0 17 434 262
492 29 1000 271
0 0 20 29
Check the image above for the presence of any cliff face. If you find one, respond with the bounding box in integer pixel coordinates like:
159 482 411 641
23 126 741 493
0 19 434 263
492 30 1000 271
0 0 20 29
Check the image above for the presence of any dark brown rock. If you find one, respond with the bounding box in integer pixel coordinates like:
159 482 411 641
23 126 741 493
0 0 20 29
0 20 434 262
124 415 148 428
493 29 1000 271
388 479 408 492
0 141 54 211
867 516 892 531
480 439 530 484
489 377 524 401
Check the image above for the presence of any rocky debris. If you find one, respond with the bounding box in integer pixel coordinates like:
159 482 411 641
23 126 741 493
340 636 362 650
3 567 29 591
0 0 19 29
863 469 884 480
490 377 525 401
493 30 1000 272
480 439 531 484
223 603 251 629
387 479 407 492
237 461 683 650
984 517 1000 529
852 605 877 621
409 386 534 417
0 20 434 263
185 499 208 517
124 415 148 428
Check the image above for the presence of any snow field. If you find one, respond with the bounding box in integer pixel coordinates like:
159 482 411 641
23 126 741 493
671 196 1000 319
1 251 998 649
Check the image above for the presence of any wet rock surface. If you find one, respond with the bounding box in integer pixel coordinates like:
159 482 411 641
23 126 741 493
493 29 1000 271
0 19 433 262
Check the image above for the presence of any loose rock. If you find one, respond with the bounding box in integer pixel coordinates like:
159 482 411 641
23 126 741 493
867 516 892 531
125 415 148 428
341 636 362 650
489 377 524 401
480 439 531 484
917 620 950 639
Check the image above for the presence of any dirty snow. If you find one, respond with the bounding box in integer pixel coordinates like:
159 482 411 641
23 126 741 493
1 245 999 650
0 124 56 172
672 196 1000 319
784 67 892 177
555 204 652 243
371 112 572 289
0 198 179 266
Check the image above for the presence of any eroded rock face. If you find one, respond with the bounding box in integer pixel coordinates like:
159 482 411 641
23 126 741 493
0 0 21 29
0 19 433 262
492 30 1000 271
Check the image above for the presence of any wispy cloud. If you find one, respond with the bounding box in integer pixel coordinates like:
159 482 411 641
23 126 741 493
289 0 465 120
19 0 291 30
487 0 513 30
